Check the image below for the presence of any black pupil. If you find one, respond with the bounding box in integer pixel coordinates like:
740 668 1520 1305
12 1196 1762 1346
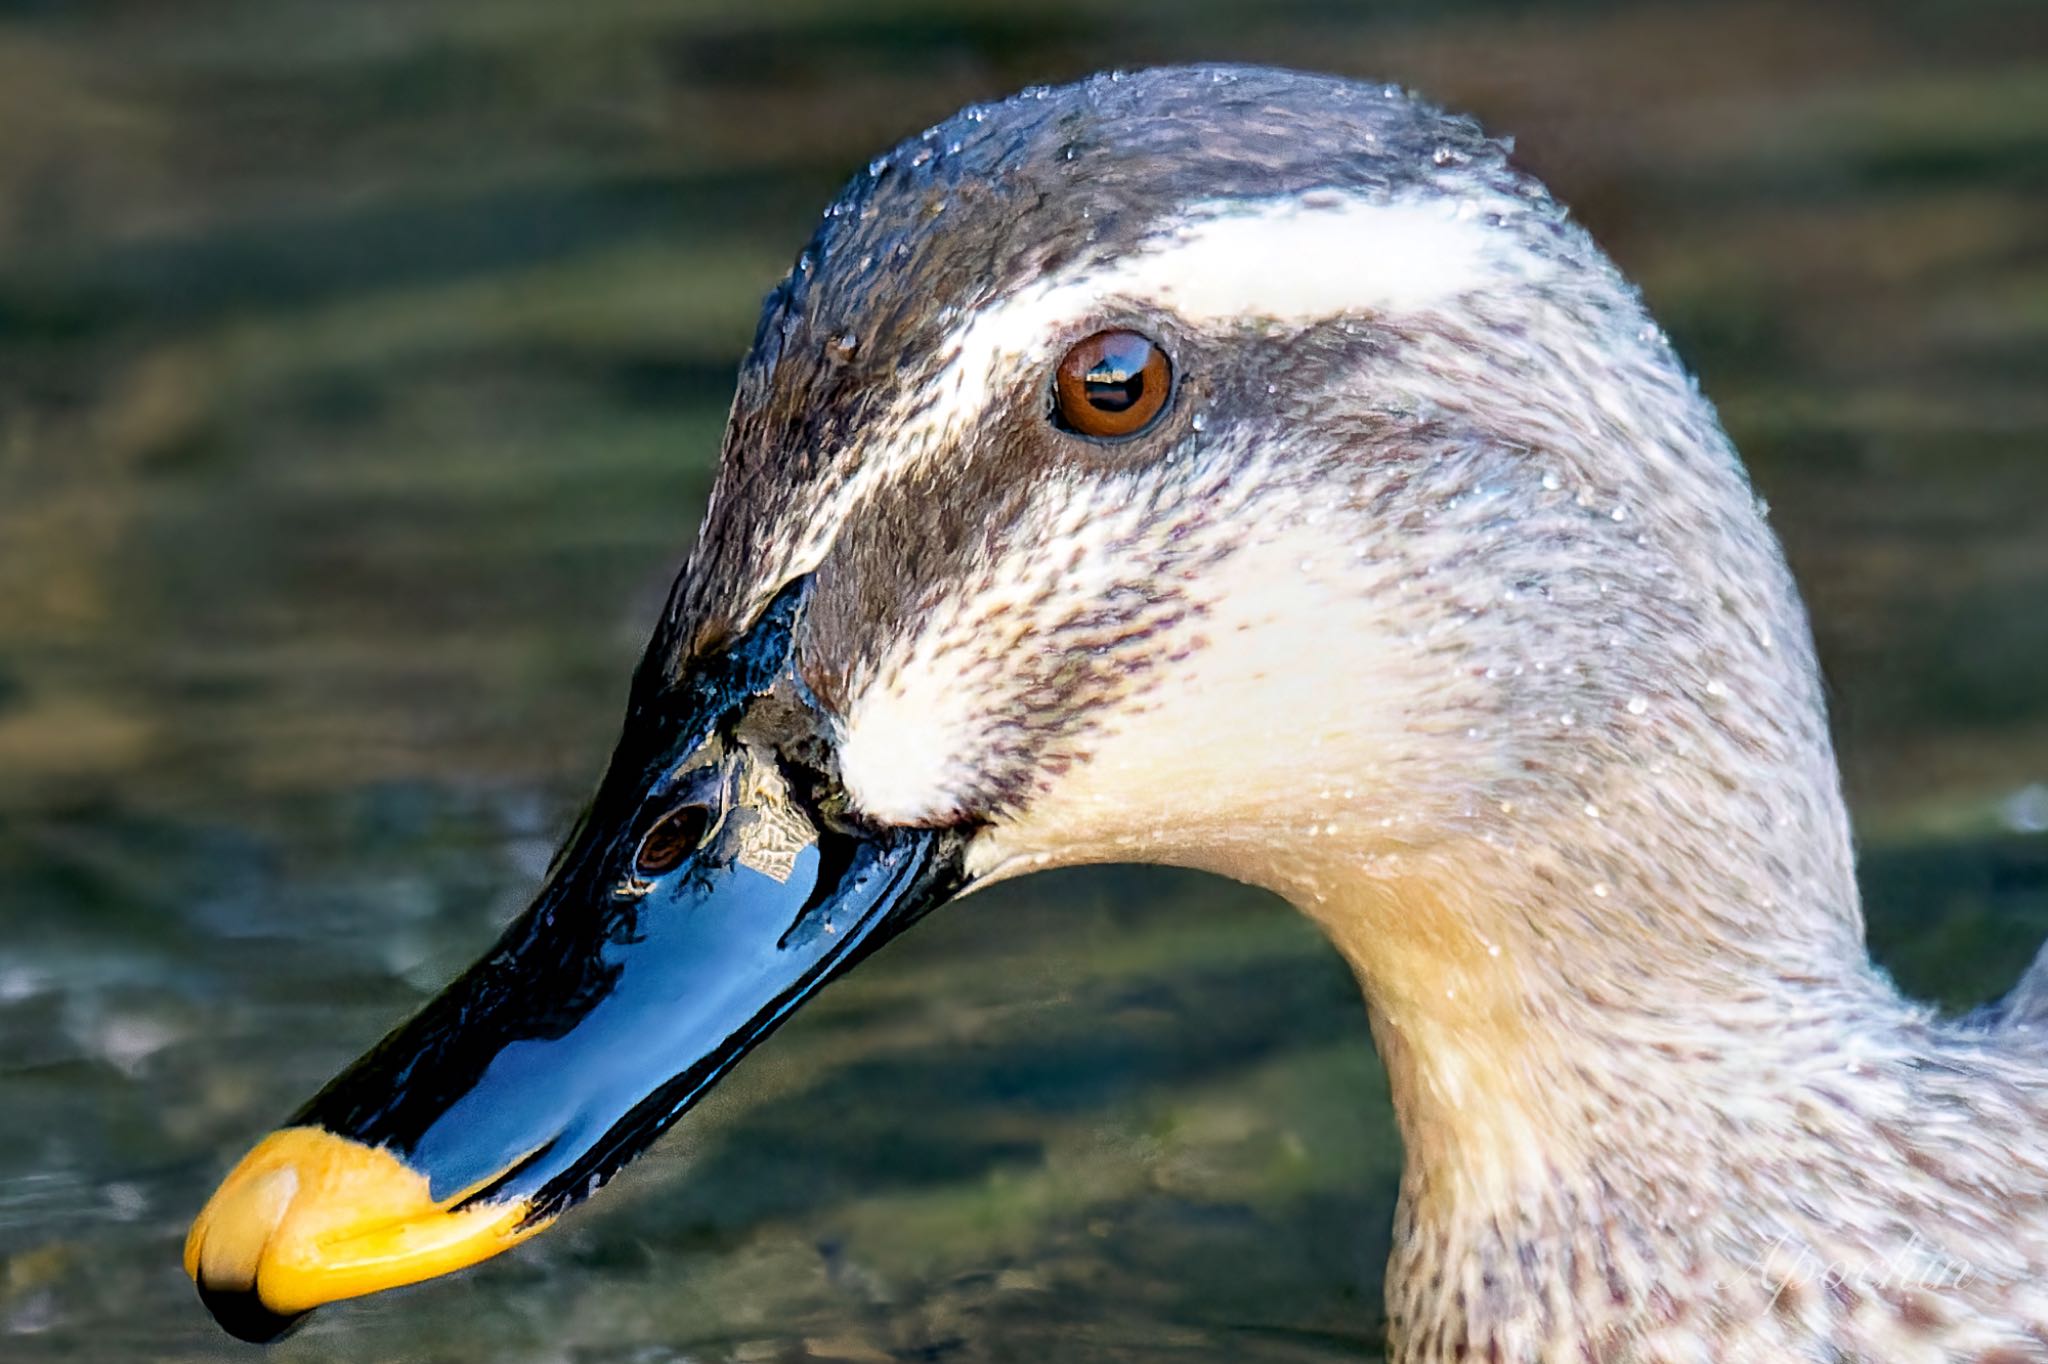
1082 344 1151 412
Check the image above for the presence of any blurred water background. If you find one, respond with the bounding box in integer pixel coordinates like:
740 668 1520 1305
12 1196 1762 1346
1 1 2044 1360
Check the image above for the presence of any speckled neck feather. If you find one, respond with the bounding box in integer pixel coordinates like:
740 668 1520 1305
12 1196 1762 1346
665 66 2048 1363
1224 271 2048 1364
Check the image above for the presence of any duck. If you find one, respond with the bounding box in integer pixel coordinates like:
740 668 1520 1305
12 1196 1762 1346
183 65 2048 1362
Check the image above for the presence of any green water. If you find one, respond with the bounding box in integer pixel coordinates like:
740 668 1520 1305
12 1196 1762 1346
1 1 2044 1360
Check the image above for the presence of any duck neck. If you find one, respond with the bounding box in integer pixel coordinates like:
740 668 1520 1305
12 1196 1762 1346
1271 736 2015 1359
1312 827 1897 1183
1285 736 1912 1247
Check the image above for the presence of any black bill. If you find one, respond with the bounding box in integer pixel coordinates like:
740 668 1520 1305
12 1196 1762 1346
185 579 968 1341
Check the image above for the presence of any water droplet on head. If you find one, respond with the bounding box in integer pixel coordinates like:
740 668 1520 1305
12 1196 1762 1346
1190 411 1208 432
1541 472 1561 492
1626 696 1649 716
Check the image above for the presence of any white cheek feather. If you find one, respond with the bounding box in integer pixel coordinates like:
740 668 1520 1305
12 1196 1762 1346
828 193 1545 836
832 668 983 827
966 521 1499 887
834 487 1509 878
833 466 1190 826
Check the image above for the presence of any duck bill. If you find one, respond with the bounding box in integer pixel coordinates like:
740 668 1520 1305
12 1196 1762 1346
186 582 969 1342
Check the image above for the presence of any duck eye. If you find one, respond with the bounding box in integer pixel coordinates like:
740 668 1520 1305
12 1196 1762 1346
635 803 713 876
1053 329 1172 439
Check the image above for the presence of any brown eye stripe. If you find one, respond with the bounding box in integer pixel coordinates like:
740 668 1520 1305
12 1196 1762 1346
1053 329 1172 439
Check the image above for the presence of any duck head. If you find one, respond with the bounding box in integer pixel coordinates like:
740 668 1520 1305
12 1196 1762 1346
189 65 1857 1341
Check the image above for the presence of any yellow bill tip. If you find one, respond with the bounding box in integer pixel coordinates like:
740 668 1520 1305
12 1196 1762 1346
186 1126 551 1320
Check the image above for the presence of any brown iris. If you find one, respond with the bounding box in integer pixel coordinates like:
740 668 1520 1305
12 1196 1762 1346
635 803 713 876
1053 329 1173 439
